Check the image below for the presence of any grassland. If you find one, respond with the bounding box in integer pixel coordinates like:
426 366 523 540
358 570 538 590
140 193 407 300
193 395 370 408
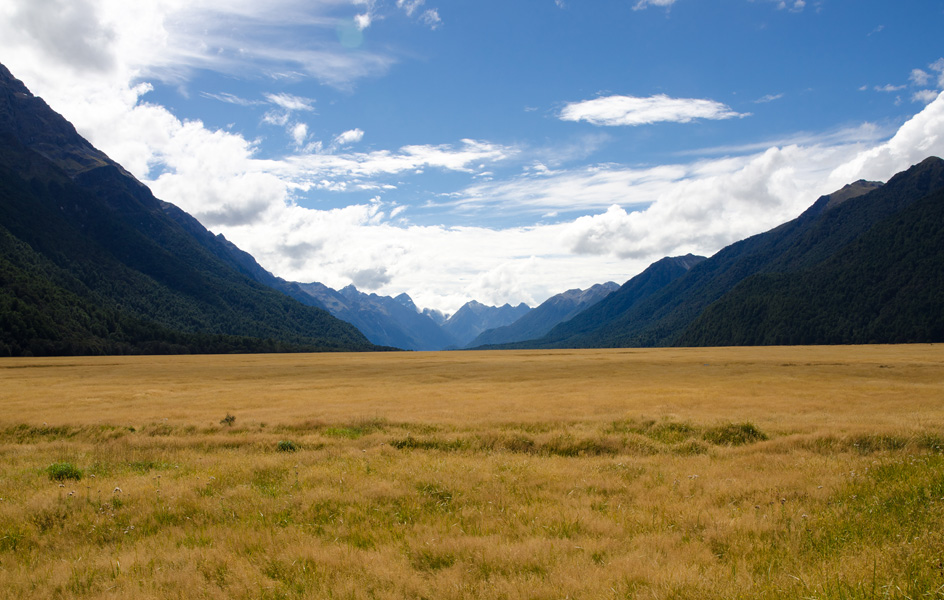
1 346 943 599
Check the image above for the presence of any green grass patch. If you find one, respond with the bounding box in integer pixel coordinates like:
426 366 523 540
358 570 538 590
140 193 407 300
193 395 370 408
46 461 83 481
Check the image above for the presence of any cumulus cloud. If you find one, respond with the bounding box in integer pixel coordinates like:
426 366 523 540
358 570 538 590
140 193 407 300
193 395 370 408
348 266 392 290
7 0 117 73
560 94 748 126
333 128 365 147
827 91 944 186
291 123 309 148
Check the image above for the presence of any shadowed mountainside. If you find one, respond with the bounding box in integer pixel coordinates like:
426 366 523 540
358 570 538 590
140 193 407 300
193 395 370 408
0 62 379 356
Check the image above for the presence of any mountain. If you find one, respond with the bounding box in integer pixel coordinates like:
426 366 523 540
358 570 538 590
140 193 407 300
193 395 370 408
505 158 944 349
422 308 449 326
678 173 944 345
468 282 619 347
443 300 531 348
0 62 379 356
292 284 456 351
492 254 705 349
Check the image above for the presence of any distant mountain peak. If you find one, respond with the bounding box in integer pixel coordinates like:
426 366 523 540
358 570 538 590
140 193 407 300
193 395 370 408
394 292 419 312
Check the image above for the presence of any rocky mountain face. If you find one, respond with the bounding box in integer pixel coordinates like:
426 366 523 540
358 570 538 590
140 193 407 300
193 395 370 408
0 62 378 356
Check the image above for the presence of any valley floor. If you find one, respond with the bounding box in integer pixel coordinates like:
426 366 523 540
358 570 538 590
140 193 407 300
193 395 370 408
1 346 943 599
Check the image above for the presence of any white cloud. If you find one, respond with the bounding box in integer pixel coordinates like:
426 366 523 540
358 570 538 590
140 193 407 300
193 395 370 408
359 0 442 30
333 128 365 146
632 0 677 10
910 69 931 87
914 90 940 105
0 0 399 92
201 92 264 107
396 0 425 17
875 84 905 93
776 0 805 11
828 91 944 187
420 9 442 29
265 92 315 112
755 93 784 104
291 122 309 147
560 94 748 126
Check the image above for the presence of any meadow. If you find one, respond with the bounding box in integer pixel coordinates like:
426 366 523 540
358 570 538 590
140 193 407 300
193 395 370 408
0 345 943 599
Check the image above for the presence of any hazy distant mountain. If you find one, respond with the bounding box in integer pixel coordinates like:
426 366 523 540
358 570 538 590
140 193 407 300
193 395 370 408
443 300 531 348
490 254 704 349
0 62 377 356
468 282 619 347
330 285 456 351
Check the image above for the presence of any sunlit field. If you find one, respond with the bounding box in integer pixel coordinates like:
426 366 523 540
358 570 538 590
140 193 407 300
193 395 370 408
1 346 943 599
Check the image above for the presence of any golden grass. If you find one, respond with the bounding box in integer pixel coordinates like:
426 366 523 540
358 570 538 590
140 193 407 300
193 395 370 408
1 345 943 599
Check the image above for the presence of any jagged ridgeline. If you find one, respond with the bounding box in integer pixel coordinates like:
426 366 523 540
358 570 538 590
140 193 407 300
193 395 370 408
0 63 382 356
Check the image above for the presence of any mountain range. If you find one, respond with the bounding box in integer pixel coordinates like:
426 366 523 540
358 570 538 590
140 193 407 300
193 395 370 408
2 60 944 355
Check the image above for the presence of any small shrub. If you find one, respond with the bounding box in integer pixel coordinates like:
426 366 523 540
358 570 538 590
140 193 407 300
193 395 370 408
276 440 299 452
220 413 236 427
47 462 83 481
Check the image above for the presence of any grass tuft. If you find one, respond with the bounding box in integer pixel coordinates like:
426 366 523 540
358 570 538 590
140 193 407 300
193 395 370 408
702 422 768 446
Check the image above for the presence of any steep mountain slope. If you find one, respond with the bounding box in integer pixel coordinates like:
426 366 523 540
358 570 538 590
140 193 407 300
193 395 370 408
443 300 531 348
516 158 943 349
0 62 377 356
678 184 944 345
468 282 619 347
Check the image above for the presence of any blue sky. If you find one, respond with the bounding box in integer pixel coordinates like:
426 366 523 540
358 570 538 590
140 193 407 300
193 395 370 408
2 0 944 313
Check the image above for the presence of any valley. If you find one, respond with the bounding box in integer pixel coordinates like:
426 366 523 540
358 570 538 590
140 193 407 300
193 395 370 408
1 346 943 598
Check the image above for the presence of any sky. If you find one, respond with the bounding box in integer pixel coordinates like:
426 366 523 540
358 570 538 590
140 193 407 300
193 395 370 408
1 0 944 314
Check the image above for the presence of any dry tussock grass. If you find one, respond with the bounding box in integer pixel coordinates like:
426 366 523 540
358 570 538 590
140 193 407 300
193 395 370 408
0 345 943 599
